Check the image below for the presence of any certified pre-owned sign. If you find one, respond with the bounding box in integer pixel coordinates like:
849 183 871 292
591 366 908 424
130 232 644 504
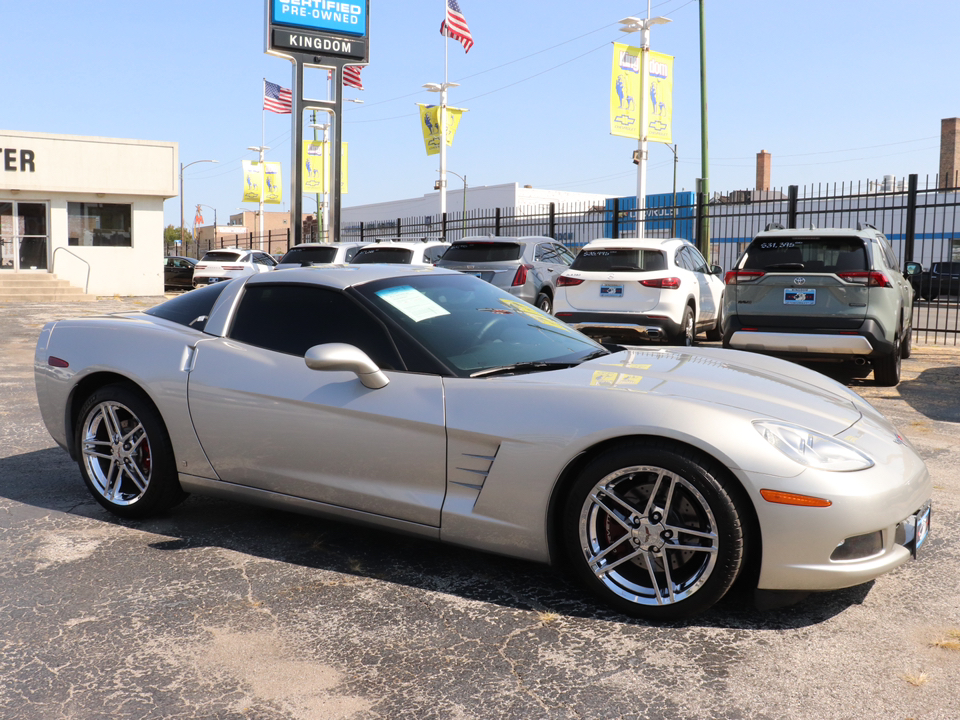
271 0 366 38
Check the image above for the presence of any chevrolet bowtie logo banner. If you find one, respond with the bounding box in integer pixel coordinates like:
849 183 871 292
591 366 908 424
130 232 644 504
610 43 673 145
242 161 283 204
302 141 349 193
418 104 467 157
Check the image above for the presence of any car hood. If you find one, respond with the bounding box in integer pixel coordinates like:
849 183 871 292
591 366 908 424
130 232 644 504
519 346 866 435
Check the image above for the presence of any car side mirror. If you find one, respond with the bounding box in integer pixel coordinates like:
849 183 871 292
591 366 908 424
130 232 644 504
304 343 390 389
904 262 922 277
711 264 723 275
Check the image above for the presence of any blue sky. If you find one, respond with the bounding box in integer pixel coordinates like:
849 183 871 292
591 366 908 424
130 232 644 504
4 0 958 229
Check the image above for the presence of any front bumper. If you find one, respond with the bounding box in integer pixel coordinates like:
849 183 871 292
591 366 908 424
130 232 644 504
555 311 681 343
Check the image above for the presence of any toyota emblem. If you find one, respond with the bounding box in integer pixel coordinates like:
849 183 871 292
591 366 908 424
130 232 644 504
794 277 806 285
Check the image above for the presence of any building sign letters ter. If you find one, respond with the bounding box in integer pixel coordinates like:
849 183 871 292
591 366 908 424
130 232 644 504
3 148 35 172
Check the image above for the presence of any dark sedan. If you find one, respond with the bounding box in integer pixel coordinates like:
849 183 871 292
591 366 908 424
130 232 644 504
163 256 198 291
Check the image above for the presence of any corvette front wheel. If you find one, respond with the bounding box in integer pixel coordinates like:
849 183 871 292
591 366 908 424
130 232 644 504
76 384 186 519
562 442 745 620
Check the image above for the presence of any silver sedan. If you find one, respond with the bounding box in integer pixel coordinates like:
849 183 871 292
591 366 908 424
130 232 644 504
34 265 932 620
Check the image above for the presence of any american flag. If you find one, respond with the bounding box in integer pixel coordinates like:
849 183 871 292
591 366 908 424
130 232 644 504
440 0 473 53
342 65 364 90
263 80 293 114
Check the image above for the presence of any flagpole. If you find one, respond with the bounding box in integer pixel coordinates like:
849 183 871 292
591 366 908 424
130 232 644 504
439 0 449 219
260 80 266 250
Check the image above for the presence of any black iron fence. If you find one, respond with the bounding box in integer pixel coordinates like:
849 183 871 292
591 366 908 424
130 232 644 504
165 174 960 344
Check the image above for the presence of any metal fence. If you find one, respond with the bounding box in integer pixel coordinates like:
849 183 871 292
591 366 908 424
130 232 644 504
165 174 960 344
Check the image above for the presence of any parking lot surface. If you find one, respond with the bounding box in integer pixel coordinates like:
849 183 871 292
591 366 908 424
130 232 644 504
1 297 958 720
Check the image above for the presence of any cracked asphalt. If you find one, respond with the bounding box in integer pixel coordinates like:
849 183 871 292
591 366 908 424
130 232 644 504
1 297 958 720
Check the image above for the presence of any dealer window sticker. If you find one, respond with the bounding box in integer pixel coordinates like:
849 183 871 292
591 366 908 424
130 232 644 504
376 286 450 322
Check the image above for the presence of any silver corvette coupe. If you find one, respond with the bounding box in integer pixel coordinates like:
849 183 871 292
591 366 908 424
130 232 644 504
34 265 932 620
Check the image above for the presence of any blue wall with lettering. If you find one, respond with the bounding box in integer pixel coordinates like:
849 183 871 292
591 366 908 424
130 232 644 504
605 192 695 240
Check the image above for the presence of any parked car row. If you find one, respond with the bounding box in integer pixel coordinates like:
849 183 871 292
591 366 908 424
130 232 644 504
167 225 928 387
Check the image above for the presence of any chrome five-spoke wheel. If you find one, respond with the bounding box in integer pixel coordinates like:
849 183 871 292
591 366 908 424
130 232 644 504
563 443 744 620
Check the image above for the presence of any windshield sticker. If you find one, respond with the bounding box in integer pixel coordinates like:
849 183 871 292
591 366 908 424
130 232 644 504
498 297 572 332
376 286 450 322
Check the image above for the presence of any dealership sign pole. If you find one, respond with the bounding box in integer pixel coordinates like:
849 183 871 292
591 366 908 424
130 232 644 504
265 0 369 244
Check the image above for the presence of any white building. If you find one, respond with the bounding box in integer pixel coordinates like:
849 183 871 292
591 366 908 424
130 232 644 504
1 130 177 295
342 182 612 225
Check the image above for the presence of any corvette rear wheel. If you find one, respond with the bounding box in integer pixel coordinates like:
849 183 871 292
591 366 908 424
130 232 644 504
76 384 186 519
562 442 744 620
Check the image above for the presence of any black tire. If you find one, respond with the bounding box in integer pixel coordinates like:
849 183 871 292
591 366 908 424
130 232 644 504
536 292 553 314
75 383 187 519
705 300 723 342
873 332 902 387
902 325 913 360
561 441 745 621
673 306 696 346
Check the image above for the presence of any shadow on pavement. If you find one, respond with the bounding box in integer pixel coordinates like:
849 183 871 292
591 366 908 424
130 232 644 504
897 366 960 423
1 446 872 632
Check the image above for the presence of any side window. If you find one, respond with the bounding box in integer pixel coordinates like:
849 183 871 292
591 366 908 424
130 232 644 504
424 246 446 264
536 244 560 263
877 239 898 271
556 244 576 264
675 248 694 271
686 246 709 273
345 247 361 262
228 284 402 369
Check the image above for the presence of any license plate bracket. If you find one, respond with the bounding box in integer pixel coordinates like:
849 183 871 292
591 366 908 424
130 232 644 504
784 288 816 305
600 284 623 298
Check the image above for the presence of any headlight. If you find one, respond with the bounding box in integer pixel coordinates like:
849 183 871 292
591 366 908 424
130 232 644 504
753 420 874 472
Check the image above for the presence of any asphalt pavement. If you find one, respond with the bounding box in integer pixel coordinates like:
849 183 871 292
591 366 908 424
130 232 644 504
1 296 958 720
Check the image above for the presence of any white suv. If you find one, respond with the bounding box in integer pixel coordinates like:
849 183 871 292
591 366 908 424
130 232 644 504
349 239 450 266
275 242 370 269
553 238 725 345
192 248 277 288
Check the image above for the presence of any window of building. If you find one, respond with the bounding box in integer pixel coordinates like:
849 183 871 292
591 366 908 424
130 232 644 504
68 203 132 246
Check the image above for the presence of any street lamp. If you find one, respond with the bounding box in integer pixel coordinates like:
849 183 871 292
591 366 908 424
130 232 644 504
619 11 671 238
439 169 468 236
423 81 460 217
246 145 270 249
309 116 331 243
179 159 218 249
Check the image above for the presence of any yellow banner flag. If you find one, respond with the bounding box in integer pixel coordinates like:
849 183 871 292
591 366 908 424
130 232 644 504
610 43 674 145
610 43 642 139
418 104 467 156
263 162 282 204
242 160 262 202
302 141 349 194
647 51 674 145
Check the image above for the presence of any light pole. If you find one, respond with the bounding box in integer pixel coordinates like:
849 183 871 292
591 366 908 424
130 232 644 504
309 116 330 243
423 81 460 217
246 145 270 249
619 10 671 239
440 169 468 236
698 0 711 262
179 159 218 248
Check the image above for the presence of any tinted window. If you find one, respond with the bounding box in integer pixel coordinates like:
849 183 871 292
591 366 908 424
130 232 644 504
571 248 666 272
201 251 244 262
144 282 229 332
441 242 523 263
280 247 338 264
355 274 604 377
682 246 709 273
67 202 132 247
555 244 575 264
229 284 401 368
741 236 867 273
351 247 415 264
423 245 448 264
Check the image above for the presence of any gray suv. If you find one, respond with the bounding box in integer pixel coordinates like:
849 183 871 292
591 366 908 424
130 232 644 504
722 223 913 386
436 235 575 312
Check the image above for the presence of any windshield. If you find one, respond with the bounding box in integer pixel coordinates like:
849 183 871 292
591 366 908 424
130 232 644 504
201 251 244 263
355 273 606 377
442 242 522 263
740 237 867 273
572 248 666 272
280 246 338 264
351 247 415 264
